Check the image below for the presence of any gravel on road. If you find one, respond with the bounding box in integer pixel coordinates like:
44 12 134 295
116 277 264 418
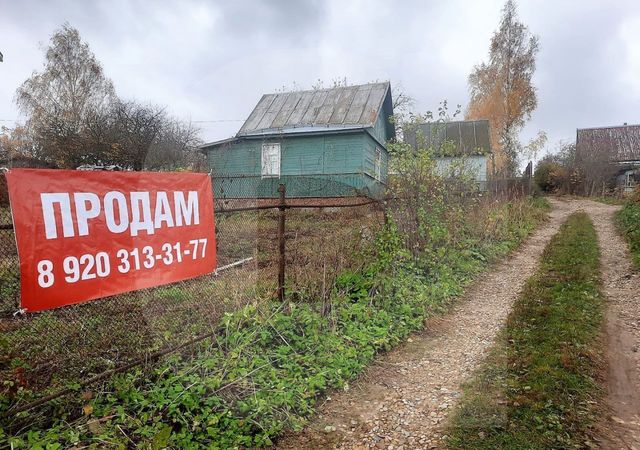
588 201 640 450
275 198 584 450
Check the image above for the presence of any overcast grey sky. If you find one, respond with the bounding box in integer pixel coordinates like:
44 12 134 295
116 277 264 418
1 0 639 161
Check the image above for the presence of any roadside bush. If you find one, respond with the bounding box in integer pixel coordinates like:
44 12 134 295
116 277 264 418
533 143 583 194
534 159 565 192
617 192 640 268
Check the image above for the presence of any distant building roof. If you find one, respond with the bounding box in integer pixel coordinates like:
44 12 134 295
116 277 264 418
405 119 492 156
237 82 393 138
576 124 640 162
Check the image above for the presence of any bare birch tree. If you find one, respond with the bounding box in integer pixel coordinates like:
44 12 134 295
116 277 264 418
15 23 116 167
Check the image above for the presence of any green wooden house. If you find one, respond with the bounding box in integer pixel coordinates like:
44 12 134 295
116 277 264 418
200 82 394 200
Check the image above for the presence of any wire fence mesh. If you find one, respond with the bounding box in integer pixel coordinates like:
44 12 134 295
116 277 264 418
0 170 530 426
0 172 385 423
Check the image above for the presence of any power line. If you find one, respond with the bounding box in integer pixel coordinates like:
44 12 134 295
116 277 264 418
192 119 244 123
0 118 244 123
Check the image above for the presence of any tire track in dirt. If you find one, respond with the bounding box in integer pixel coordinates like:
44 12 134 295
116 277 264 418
586 201 640 450
275 198 581 450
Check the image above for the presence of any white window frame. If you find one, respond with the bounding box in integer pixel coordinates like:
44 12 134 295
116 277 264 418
261 143 281 178
626 172 635 188
374 147 382 181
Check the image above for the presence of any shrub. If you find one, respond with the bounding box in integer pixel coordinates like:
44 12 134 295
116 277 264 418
617 194 640 268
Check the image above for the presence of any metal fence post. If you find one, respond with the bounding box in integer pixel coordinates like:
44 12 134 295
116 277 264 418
277 183 286 301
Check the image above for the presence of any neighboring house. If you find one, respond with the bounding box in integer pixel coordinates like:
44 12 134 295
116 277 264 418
404 119 492 189
616 165 640 193
576 124 640 193
200 82 394 200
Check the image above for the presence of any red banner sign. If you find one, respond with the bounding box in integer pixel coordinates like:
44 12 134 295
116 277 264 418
6 169 216 312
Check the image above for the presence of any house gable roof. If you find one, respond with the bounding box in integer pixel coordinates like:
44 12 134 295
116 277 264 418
405 120 492 156
236 82 394 139
576 124 640 162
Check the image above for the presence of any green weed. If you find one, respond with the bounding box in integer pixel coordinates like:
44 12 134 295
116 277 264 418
617 200 640 268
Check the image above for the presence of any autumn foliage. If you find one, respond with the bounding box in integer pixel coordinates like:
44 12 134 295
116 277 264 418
466 0 539 177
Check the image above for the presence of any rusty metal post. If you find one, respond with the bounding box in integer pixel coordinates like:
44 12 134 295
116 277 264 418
277 183 286 301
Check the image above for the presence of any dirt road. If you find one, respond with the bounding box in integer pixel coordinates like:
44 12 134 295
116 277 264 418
589 202 640 449
276 198 587 450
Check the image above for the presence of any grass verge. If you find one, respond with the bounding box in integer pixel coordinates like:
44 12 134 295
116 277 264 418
0 198 549 449
617 199 640 268
591 196 625 206
446 212 604 450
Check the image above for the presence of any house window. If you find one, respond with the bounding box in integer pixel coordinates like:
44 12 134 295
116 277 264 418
261 143 281 178
374 147 382 181
626 172 635 188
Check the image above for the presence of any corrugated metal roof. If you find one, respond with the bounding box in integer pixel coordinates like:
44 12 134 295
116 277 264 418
576 124 640 162
405 120 492 155
237 82 391 137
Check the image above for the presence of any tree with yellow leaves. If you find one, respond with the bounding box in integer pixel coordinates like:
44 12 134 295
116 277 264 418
467 0 539 177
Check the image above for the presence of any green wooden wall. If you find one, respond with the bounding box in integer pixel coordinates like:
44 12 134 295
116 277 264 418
371 110 389 144
207 131 388 199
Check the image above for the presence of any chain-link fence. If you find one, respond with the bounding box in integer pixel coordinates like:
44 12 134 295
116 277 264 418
0 169 529 429
0 172 384 427
213 173 386 201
